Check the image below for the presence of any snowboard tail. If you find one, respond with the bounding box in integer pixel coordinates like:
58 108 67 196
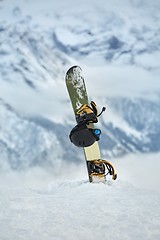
87 159 117 182
65 66 117 183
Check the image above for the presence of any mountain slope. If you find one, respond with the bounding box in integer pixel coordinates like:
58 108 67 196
0 99 64 171
0 0 160 171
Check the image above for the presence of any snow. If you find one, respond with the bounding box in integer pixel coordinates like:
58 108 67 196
114 153 160 192
0 99 64 171
0 181 160 240
0 153 160 240
0 1 160 238
0 0 160 120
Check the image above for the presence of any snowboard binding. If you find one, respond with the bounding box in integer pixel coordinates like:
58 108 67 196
76 101 105 125
87 159 117 181
69 101 105 147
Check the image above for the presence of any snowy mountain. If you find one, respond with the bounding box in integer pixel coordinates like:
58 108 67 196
0 0 160 172
99 97 160 157
0 2 160 239
0 98 64 171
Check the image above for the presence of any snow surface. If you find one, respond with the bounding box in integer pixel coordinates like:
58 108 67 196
0 153 160 240
0 166 160 240
0 181 160 240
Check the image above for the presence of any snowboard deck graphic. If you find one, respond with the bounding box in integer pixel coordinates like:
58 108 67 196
65 66 117 182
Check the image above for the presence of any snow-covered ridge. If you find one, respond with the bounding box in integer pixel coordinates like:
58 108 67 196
1 0 160 72
100 97 160 157
0 99 63 171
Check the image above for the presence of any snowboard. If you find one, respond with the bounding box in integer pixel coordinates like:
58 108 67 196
65 65 117 183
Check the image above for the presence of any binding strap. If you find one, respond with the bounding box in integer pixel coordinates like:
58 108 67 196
90 101 98 116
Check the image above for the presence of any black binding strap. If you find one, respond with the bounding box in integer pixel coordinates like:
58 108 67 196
97 107 106 117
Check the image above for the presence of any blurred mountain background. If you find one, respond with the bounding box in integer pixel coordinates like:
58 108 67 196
0 0 160 176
